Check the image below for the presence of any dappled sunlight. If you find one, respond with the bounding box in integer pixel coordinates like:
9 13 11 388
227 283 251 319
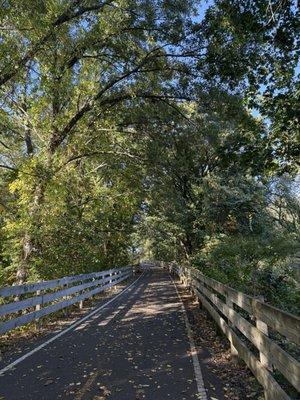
0 271 203 399
73 371 99 400
0 1 298 398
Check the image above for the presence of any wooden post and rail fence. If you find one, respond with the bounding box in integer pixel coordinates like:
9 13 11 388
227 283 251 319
0 262 299 399
0 266 133 336
167 263 300 400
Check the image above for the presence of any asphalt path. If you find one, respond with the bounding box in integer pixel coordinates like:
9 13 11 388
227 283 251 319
0 269 208 400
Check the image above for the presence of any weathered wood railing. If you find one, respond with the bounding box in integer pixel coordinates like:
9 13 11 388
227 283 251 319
169 263 300 400
0 266 133 336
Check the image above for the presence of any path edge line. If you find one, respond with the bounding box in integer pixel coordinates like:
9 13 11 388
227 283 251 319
170 274 208 400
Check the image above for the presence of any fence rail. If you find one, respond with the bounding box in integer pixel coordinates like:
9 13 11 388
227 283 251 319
0 266 133 336
168 263 300 400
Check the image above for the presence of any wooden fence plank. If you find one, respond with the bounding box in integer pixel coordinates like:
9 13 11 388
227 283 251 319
0 270 131 335
195 281 300 392
0 271 108 298
256 296 273 372
191 269 300 346
226 295 239 361
191 269 253 314
0 267 131 297
171 265 300 398
251 300 300 346
194 286 291 400
0 275 115 317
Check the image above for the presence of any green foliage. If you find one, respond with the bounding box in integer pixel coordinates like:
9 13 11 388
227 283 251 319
193 233 299 312
135 102 299 312
0 0 197 282
200 0 299 172
0 1 299 316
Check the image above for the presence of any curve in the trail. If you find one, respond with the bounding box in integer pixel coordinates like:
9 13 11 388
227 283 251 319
0 270 208 400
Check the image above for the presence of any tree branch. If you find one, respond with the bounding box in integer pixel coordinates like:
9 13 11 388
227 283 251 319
0 139 11 150
49 47 166 153
56 150 144 173
0 0 114 87
0 164 17 171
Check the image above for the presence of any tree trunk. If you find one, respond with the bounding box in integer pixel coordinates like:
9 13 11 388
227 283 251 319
16 179 44 284
16 233 32 285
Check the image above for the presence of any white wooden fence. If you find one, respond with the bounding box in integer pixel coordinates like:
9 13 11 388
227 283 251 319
0 266 133 336
168 263 300 400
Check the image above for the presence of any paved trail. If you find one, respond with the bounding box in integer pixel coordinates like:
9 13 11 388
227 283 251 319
0 270 209 400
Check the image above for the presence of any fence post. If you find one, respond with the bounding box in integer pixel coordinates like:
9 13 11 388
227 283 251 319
190 274 197 302
255 296 273 372
226 294 239 363
63 283 69 316
35 287 42 330
180 267 184 285
186 268 192 291
109 272 113 291
183 267 187 286
36 289 41 311
77 279 83 309
79 294 84 309
113 271 118 292
197 283 203 310
256 298 273 400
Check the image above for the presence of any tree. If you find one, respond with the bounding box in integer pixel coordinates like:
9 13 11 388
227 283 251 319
198 0 299 171
0 0 298 313
0 0 198 282
133 97 299 310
